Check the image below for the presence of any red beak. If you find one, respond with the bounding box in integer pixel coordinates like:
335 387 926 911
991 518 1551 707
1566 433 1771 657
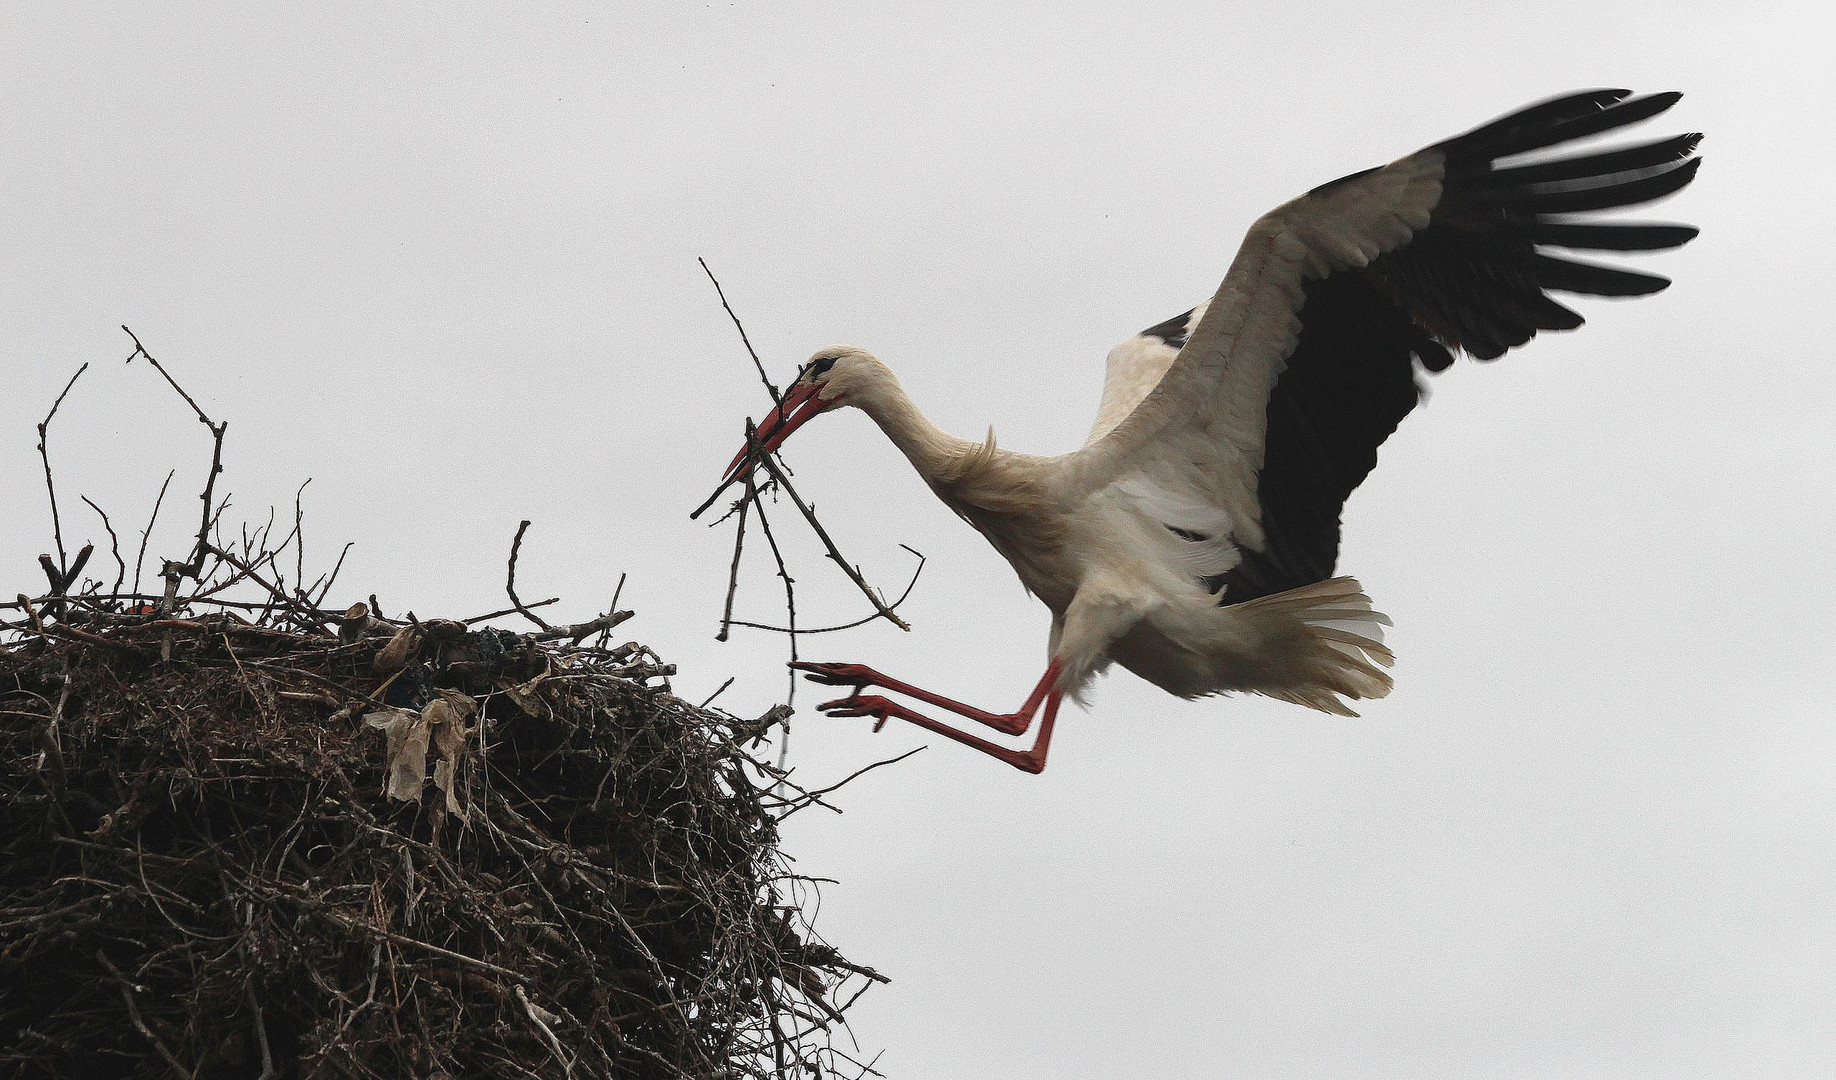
720 381 830 486
692 381 834 520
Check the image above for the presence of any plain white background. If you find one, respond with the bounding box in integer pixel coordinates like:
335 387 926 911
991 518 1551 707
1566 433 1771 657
4 4 1830 1076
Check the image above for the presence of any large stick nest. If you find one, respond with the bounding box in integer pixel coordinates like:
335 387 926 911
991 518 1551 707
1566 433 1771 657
0 605 880 1078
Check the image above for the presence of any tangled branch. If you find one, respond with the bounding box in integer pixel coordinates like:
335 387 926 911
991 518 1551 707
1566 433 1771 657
691 261 924 655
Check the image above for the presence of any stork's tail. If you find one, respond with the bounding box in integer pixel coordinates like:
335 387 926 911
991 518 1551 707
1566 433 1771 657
1234 576 1394 716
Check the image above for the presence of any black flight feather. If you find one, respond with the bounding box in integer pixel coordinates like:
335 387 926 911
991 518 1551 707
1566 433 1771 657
1209 89 1699 604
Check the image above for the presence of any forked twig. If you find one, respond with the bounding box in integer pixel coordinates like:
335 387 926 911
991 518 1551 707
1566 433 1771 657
752 442 910 632
308 541 355 608
722 545 924 635
36 362 89 575
775 747 925 818
37 546 92 598
123 326 228 584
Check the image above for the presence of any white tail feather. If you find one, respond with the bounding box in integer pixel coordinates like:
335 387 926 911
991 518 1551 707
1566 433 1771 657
1230 576 1394 716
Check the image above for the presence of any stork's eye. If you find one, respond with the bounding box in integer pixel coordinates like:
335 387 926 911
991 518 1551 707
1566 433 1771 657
806 357 837 379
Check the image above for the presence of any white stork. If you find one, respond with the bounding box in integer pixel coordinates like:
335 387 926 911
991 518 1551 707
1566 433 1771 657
716 89 1700 773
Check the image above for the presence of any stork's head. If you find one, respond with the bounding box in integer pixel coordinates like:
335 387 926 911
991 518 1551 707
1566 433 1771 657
720 346 883 484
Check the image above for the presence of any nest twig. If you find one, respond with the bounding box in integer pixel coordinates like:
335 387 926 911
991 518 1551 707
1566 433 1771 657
0 602 885 1079
1 328 890 1079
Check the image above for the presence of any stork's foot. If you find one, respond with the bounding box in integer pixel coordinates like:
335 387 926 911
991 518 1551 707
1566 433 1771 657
792 660 1033 735
814 694 1051 775
789 661 883 688
815 693 902 733
790 658 1065 773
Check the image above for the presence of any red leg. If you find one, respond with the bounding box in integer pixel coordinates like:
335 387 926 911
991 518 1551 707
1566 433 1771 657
823 689 1063 774
791 660 1058 736
791 661 1064 774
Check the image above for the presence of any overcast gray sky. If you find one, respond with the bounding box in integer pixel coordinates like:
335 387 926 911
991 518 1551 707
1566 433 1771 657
4 3 1831 1077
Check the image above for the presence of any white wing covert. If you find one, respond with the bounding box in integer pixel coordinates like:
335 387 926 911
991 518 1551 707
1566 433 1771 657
1086 303 1208 446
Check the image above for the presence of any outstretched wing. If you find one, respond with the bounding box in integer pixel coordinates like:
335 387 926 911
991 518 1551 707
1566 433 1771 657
1083 88 1700 603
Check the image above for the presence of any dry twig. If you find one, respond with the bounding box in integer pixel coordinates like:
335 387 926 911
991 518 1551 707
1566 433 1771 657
715 490 750 643
751 442 911 632
505 520 555 632
80 495 128 595
35 363 88 577
699 258 779 403
692 272 921 671
132 469 175 598
123 325 227 581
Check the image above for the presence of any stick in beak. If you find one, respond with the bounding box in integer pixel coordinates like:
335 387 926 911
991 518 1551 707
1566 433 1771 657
691 382 831 520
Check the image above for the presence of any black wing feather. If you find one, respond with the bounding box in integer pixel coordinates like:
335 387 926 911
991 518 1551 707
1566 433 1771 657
1442 88 1632 155
1490 156 1701 214
1212 274 1434 602
1213 89 1700 604
1139 309 1198 350
1450 91 1680 162
1525 221 1698 251
1482 133 1701 187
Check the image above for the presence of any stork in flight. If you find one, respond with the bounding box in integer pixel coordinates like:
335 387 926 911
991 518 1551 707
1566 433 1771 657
714 89 1700 773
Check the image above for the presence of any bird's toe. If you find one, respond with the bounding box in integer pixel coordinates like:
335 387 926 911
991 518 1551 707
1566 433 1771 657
789 661 877 687
817 693 897 732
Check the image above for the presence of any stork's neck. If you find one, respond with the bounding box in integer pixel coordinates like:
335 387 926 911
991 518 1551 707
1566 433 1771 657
853 379 978 485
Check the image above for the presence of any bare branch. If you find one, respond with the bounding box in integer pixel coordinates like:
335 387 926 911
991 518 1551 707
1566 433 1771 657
132 470 174 598
62 545 93 594
36 362 89 573
81 496 128 594
746 469 799 706
291 478 310 604
775 747 926 821
460 596 560 625
122 325 208 424
689 470 746 522
723 545 924 635
698 677 735 709
752 435 911 632
715 492 749 642
532 608 634 643
599 572 629 649
698 257 779 402
504 520 554 632
36 554 61 596
123 326 227 580
201 544 333 633
308 541 355 608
